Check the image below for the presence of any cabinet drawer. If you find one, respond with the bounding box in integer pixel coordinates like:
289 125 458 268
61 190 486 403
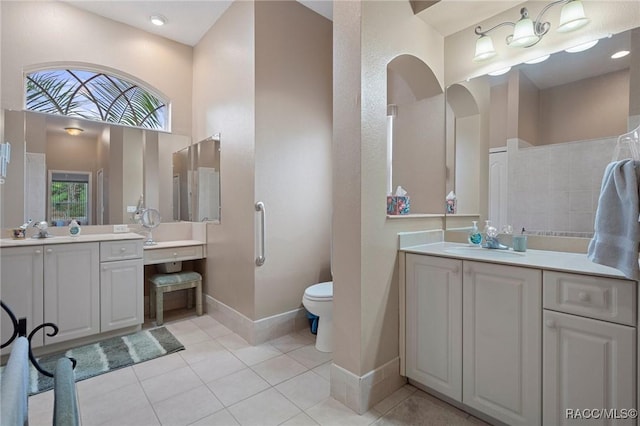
543 271 636 326
100 240 144 262
144 245 204 264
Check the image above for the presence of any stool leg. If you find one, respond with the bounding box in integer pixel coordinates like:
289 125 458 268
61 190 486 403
187 287 194 309
156 289 164 326
195 281 203 316
150 284 156 319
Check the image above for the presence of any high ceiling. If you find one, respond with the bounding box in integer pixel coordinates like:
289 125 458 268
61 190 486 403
61 0 522 45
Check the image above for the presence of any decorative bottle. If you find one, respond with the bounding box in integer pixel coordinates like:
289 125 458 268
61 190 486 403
467 221 482 246
68 219 81 237
482 220 491 245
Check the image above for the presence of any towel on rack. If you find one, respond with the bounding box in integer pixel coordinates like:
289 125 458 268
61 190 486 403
588 159 640 280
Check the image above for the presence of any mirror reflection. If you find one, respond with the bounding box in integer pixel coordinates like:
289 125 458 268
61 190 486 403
387 54 446 214
0 110 221 228
172 136 221 222
448 27 639 237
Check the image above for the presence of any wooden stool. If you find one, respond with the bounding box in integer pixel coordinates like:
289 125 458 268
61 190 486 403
149 271 203 325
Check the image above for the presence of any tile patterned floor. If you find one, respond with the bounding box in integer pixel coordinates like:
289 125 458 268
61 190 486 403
27 311 489 426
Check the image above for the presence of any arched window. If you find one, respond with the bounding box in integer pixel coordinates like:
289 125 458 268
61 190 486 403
26 69 168 130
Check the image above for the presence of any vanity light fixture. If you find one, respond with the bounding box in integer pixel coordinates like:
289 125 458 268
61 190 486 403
611 50 630 59
488 66 512 77
525 54 551 64
64 127 84 136
564 39 598 53
150 15 167 26
473 0 590 62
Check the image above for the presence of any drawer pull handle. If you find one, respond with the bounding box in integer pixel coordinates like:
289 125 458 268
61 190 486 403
545 319 556 329
578 292 590 302
35 249 41 254
46 248 53 254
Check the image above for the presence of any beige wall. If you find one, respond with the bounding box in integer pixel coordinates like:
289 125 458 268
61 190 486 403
2 110 25 228
489 82 508 148
539 69 629 144
518 72 540 146
0 1 193 136
193 1 257 319
333 0 446 379
445 1 640 85
254 1 333 319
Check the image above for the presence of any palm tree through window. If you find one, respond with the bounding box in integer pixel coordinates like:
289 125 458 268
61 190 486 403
26 69 168 130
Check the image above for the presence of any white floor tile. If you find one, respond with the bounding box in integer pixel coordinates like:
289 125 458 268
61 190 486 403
188 408 240 426
80 382 151 425
306 397 381 426
206 368 270 407
286 345 332 369
179 339 227 365
373 385 416 415
140 365 203 404
99 404 160 426
231 343 282 366
28 389 54 426
153 385 224 426
251 354 308 386
190 349 246 383
228 388 301 426
76 366 138 402
268 333 314 353
132 352 187 382
276 370 330 410
311 361 331 381
280 412 320 425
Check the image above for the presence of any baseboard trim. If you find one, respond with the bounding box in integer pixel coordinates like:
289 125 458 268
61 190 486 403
330 357 406 414
204 294 308 345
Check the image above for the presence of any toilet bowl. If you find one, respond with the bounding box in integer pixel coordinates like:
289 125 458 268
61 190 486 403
302 281 333 352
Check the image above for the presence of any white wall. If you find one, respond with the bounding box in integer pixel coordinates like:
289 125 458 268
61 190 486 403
0 1 193 136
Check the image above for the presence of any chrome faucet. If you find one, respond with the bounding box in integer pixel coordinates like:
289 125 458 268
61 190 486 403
32 220 51 238
482 225 509 250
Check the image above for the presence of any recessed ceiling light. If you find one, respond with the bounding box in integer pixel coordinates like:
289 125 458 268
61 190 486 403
150 15 167 26
565 39 598 53
611 50 630 59
64 127 84 136
488 66 512 76
525 54 551 65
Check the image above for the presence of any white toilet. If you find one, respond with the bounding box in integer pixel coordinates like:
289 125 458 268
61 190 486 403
302 281 333 353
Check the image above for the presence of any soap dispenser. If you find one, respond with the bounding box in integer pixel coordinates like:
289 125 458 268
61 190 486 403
482 220 491 245
68 219 81 237
468 221 482 246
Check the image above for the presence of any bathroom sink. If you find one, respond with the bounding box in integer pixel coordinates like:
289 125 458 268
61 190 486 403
443 246 525 257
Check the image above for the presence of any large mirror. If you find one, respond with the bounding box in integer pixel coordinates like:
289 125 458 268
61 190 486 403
387 54 446 214
172 135 221 222
447 26 639 237
0 110 220 228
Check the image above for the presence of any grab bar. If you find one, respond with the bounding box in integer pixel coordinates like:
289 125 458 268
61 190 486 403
255 201 266 266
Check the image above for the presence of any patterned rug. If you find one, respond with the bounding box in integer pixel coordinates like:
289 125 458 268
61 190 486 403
28 326 184 395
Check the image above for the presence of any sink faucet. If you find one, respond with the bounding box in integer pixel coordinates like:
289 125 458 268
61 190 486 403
32 221 51 238
482 225 509 250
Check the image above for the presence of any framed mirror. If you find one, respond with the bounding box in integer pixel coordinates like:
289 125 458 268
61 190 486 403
447 26 638 238
1 110 197 228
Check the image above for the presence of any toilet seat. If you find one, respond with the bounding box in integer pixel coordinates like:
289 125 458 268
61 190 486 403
304 281 333 301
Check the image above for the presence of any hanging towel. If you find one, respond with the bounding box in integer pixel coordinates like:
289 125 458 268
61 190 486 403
588 159 640 280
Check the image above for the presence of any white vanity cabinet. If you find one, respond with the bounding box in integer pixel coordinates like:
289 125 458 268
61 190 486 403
405 254 462 400
404 254 541 426
463 261 541 426
0 246 44 354
543 271 636 425
44 242 100 344
99 241 144 332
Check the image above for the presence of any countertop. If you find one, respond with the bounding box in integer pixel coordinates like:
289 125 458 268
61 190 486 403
0 232 144 247
401 241 632 281
143 240 205 250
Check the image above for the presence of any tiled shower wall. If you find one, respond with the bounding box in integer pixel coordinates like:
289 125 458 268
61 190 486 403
507 136 618 238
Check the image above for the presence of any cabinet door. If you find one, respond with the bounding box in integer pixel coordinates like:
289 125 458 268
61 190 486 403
543 310 636 426
100 259 143 332
406 254 462 401
44 242 100 344
463 261 541 426
1 246 44 354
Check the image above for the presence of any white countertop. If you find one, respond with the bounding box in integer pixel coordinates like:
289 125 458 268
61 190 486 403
143 240 205 250
0 232 144 247
402 241 632 281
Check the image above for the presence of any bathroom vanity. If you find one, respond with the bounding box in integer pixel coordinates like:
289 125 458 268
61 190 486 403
400 242 637 426
0 234 145 355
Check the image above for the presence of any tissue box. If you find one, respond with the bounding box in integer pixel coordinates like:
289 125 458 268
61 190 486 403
387 196 410 215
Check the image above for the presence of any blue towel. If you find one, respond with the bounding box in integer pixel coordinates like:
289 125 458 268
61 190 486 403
0 337 30 426
588 160 640 279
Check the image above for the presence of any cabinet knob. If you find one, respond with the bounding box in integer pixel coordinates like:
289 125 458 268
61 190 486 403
46 248 53 254
578 291 590 302
120 247 126 252
173 252 178 257
103 266 107 271
545 319 556 329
